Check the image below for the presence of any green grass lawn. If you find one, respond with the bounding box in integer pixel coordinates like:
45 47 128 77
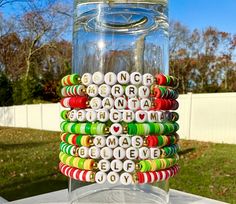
0 127 235 203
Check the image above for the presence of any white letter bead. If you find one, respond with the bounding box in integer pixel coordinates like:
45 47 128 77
117 71 130 84
81 73 92 86
140 98 152 111
97 109 109 122
98 159 111 172
143 73 154 86
150 148 161 159
158 111 165 122
77 110 86 122
87 84 98 97
128 98 140 111
114 97 127 110
78 147 89 158
102 97 114 109
98 84 111 98
106 135 119 148
138 86 150 98
110 159 123 172
126 147 138 160
122 110 135 123
95 171 107 184
139 147 150 159
119 136 131 148
135 110 147 123
123 160 135 173
68 110 77 122
111 84 124 97
92 71 104 85
93 136 106 148
120 173 133 185
100 147 113 159
131 136 143 148
109 110 122 123
130 72 142 85
113 147 126 160
110 123 123 136
90 97 102 110
125 85 137 98
104 72 117 86
147 111 158 122
89 146 101 159
107 171 119 184
85 109 97 122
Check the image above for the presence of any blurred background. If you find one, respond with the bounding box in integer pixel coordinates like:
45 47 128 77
0 0 235 203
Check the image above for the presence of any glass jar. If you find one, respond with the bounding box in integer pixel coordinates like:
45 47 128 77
71 0 169 203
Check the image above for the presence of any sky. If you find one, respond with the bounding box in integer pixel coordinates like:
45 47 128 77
169 0 236 33
1 0 236 34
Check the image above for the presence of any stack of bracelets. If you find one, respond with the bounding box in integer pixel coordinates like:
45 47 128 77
59 71 180 185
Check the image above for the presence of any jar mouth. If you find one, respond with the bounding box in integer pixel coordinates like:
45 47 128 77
98 13 148 30
75 4 168 34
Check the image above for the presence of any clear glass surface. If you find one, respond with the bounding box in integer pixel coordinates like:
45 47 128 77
71 0 169 203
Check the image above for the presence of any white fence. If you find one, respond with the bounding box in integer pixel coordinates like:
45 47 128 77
0 93 236 144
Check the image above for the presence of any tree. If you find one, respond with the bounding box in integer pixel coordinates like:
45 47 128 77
169 21 236 94
0 71 13 106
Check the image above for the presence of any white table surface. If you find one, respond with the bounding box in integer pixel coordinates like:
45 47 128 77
0 189 228 204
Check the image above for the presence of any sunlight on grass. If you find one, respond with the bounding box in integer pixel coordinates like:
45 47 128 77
0 127 235 203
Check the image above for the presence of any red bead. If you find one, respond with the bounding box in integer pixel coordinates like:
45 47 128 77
72 135 77 146
156 74 167 85
82 171 87 182
146 172 152 183
66 76 73 86
137 172 144 184
153 171 158 181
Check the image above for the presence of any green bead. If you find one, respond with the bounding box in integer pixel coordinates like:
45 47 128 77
60 121 68 132
85 123 92 134
74 124 81 134
154 123 160 134
60 110 68 120
70 74 79 85
149 123 155 134
140 161 147 172
91 123 97 135
76 135 82 146
155 160 161 170
166 75 171 85
78 158 85 169
71 123 77 134
98 123 105 135
158 136 164 146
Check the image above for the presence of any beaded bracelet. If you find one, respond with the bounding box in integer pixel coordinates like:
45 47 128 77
59 151 95 171
60 133 91 147
135 164 180 184
151 85 179 99
153 99 179 110
59 162 94 182
161 144 180 157
127 122 179 135
59 71 180 185
138 157 179 172
60 96 89 109
60 121 108 135
60 142 77 156
61 85 86 97
146 135 179 147
155 74 178 88
61 74 81 87
61 109 179 123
